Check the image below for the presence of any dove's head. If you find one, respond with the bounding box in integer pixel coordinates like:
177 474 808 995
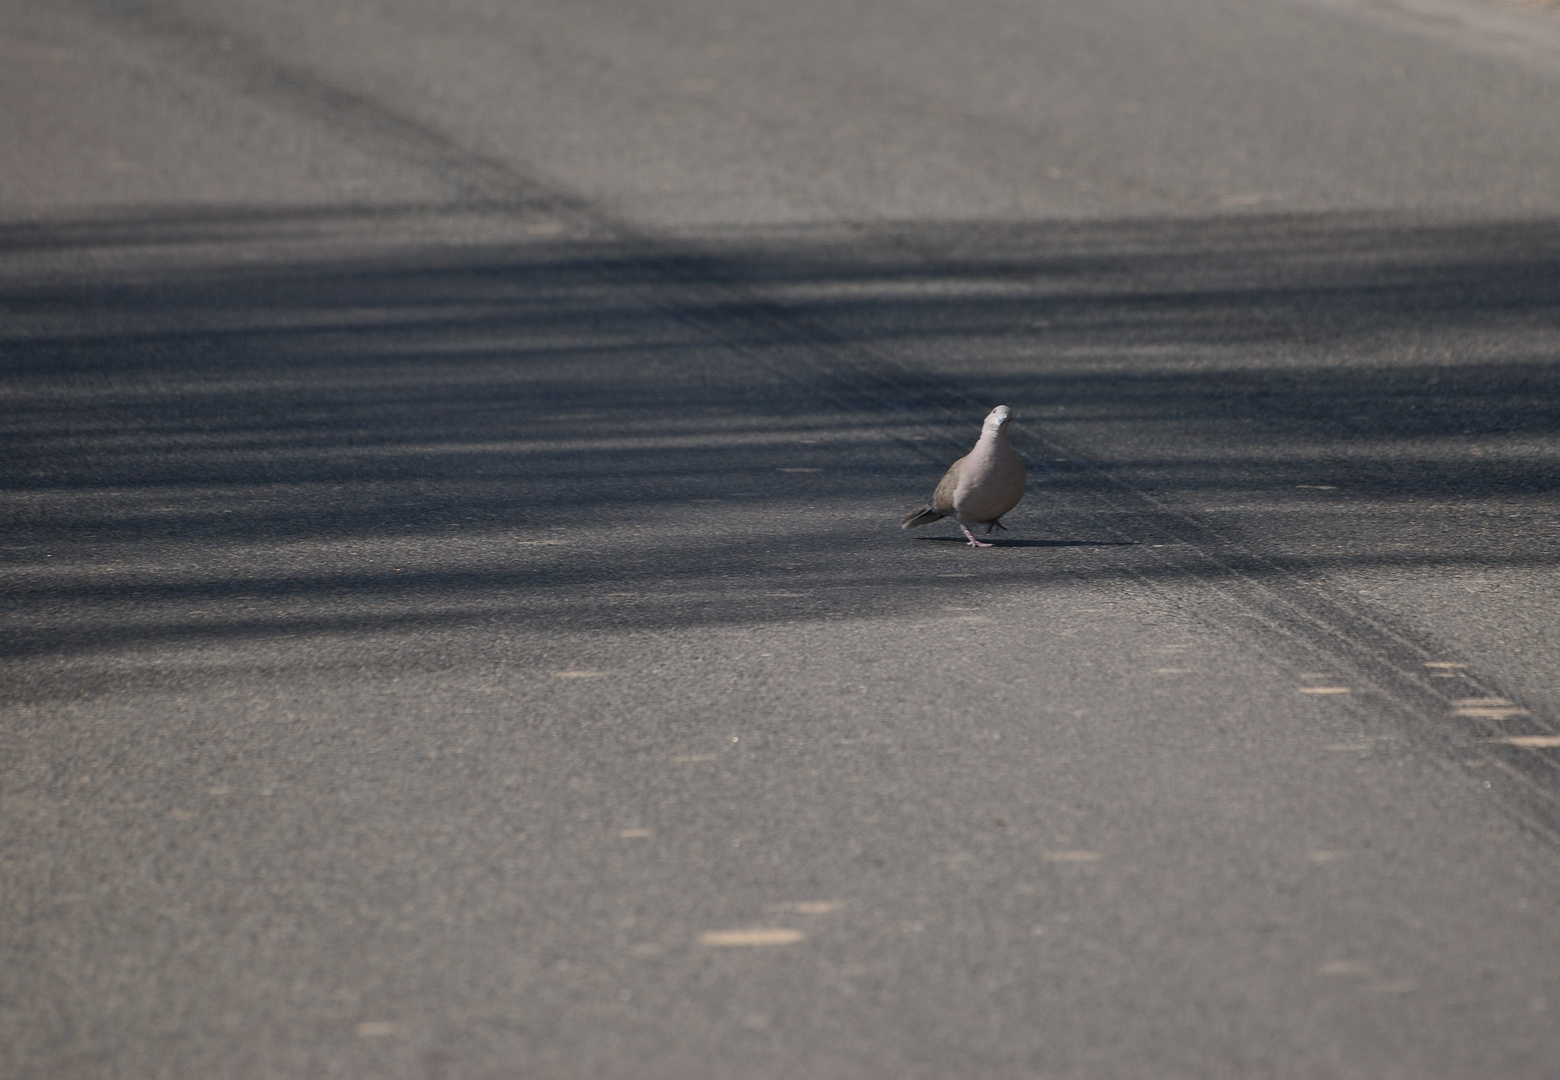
984 405 1013 433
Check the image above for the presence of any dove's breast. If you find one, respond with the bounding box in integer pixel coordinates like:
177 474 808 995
952 443 1026 523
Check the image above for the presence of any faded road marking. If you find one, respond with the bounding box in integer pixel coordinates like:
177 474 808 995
765 901 843 915
1454 698 1528 719
700 928 804 946
1318 960 1369 976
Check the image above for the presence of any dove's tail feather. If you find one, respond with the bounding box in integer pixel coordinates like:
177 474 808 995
901 506 946 530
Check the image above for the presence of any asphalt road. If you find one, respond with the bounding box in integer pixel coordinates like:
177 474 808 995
4 1 1560 1077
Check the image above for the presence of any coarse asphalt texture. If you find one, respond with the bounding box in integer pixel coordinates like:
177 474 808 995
4 1 1560 1077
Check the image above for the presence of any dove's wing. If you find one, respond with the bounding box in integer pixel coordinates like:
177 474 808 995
931 456 966 514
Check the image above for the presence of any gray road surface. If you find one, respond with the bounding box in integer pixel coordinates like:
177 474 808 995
4 1 1560 1077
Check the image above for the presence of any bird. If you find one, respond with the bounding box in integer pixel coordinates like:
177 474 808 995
900 405 1026 547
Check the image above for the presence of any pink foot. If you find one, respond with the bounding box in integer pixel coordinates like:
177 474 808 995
960 525 994 547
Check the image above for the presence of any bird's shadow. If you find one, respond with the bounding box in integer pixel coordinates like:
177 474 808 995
909 536 1137 548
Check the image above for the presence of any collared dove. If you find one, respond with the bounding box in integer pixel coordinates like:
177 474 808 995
900 405 1026 547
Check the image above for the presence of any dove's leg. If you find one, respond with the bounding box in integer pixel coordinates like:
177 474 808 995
959 524 994 548
984 519 1008 535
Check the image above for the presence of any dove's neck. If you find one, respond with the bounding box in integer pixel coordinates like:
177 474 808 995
973 424 1009 456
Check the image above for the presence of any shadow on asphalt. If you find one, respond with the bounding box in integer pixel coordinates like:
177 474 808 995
2 207 1558 665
